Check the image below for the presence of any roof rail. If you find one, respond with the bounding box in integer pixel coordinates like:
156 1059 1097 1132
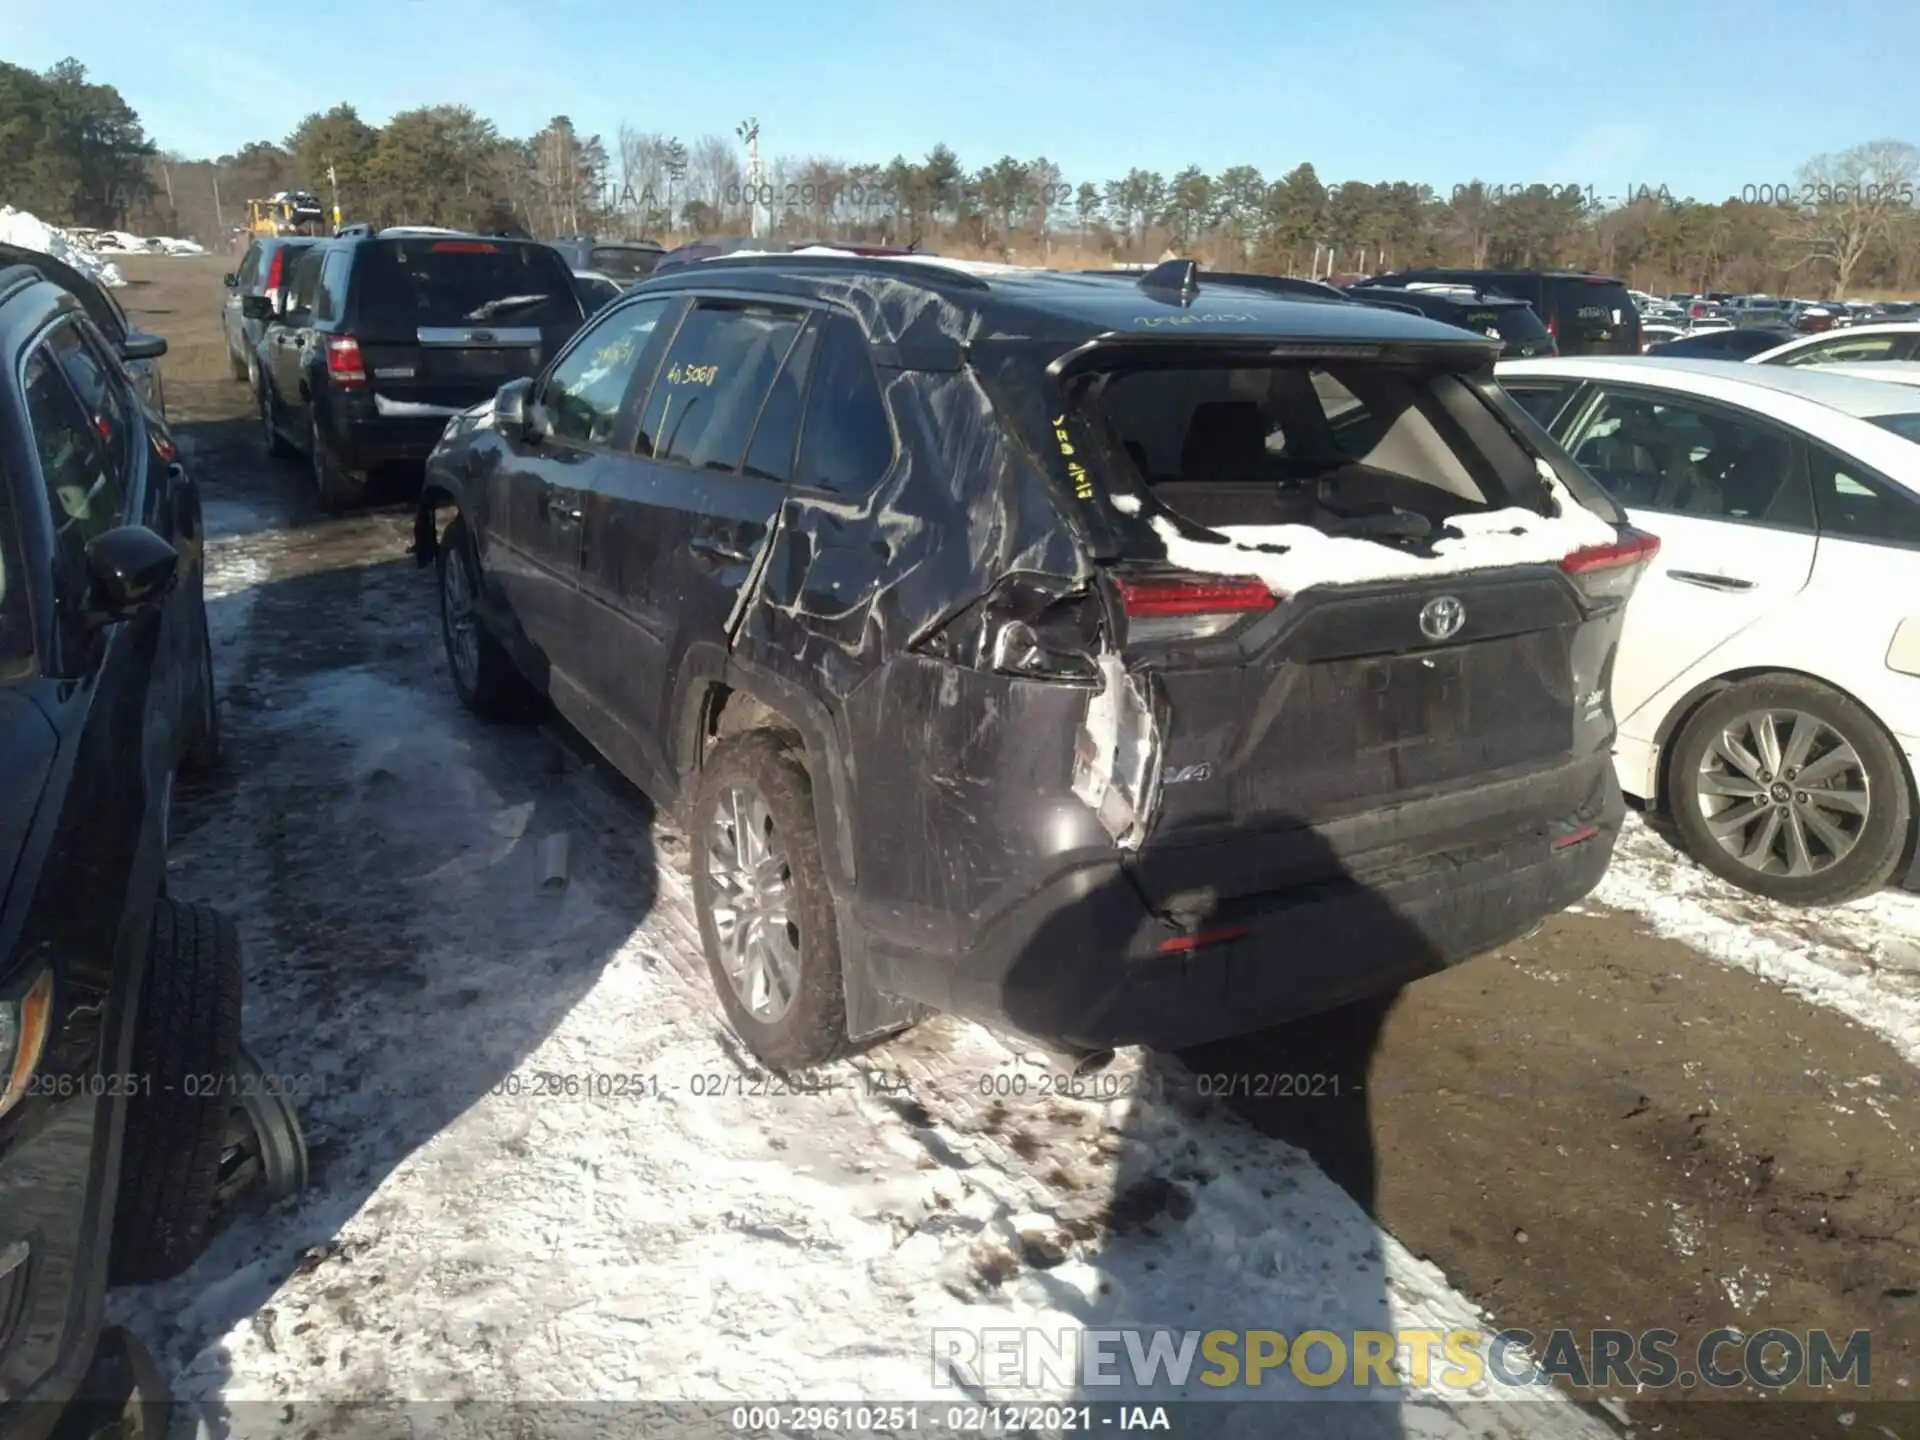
670 252 993 291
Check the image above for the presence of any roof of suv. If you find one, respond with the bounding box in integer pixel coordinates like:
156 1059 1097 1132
634 253 1502 352
1499 354 1920 419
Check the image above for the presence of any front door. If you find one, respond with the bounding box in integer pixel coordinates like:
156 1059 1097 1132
486 294 680 718
1555 383 1819 732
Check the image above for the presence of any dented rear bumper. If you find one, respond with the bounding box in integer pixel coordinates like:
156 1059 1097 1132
858 755 1622 1052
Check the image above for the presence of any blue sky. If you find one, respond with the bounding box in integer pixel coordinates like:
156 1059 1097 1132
12 0 1916 201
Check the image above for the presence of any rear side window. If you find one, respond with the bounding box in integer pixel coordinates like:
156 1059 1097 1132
590 247 661 281
287 250 324 318
637 300 806 471
317 249 353 322
238 243 261 287
1809 447 1920 545
1783 334 1910 366
358 241 582 330
794 314 895 494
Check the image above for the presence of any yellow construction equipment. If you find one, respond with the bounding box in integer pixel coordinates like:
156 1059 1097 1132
246 191 327 237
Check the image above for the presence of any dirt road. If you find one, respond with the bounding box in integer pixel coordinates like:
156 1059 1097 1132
114 253 1918 1438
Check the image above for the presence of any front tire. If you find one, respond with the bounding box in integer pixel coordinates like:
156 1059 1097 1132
110 900 244 1284
181 603 221 773
437 515 539 720
1667 675 1911 907
691 730 848 1070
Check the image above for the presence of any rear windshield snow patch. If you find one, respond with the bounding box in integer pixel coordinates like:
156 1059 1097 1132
1150 467 1616 598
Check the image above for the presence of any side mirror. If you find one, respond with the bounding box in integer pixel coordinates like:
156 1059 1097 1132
493 376 537 439
223 273 238 289
240 294 273 322
120 332 168 362
82 525 178 626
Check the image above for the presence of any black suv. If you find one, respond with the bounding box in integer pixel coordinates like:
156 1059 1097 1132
221 235 320 383
546 236 666 284
0 265 243 1436
1365 268 1640 356
247 228 590 508
1343 282 1557 358
413 256 1651 1068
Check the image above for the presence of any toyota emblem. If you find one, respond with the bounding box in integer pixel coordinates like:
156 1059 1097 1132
1419 595 1465 642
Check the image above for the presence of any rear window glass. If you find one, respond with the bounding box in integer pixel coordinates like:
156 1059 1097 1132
1097 362 1496 507
359 241 581 329
1548 279 1634 329
1869 414 1920 444
1479 306 1550 342
591 247 661 281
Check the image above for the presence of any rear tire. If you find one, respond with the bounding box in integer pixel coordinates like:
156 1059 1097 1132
438 515 540 721
691 730 849 1070
257 376 291 459
310 412 360 512
1667 675 1911 907
109 900 244 1285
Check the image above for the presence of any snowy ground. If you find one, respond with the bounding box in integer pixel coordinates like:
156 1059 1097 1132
1595 814 1920 1067
114 473 1616 1439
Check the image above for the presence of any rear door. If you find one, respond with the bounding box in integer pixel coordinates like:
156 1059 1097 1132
1553 382 1818 731
266 249 324 433
349 238 588 419
225 241 260 351
1542 276 1640 355
574 296 816 792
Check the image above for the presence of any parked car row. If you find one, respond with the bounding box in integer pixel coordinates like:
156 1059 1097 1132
0 259 283 1438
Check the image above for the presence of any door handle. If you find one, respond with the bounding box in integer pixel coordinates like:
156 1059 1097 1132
542 487 584 525
689 534 752 565
1667 569 1755 592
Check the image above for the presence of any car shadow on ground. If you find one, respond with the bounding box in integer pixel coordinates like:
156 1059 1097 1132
955 846 1528 1437
109 528 661 1428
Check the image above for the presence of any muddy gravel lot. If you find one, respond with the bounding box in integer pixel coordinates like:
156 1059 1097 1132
111 253 1917 1440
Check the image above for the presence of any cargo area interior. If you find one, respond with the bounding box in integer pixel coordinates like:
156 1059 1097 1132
1088 360 1541 549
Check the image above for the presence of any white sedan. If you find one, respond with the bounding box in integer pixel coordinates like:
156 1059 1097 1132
1748 321 1920 383
1499 355 1920 906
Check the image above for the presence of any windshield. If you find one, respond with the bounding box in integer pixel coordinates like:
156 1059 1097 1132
1869 413 1920 444
360 240 582 328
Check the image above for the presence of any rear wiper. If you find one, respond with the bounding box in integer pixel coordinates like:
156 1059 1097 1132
462 294 551 322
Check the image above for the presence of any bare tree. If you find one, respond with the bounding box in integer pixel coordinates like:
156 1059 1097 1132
1786 140 1920 295
688 133 744 230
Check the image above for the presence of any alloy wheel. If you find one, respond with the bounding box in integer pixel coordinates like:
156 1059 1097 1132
1692 707 1871 878
706 785 803 1022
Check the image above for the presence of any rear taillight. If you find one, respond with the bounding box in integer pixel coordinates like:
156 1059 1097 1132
1560 527 1660 605
1115 573 1276 643
432 240 498 253
1546 315 1558 340
326 335 367 387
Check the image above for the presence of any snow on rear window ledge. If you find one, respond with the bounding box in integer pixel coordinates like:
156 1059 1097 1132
1144 457 1616 599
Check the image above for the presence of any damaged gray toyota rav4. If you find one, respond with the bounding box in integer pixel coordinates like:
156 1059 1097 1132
412 254 1657 1069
